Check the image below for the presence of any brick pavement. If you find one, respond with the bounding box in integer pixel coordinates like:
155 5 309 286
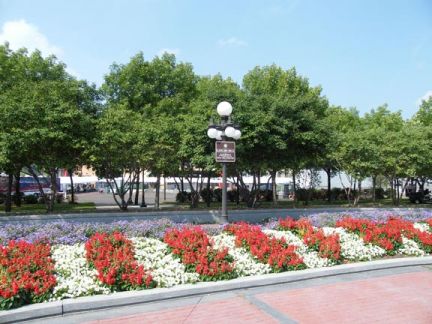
86 297 277 324
256 271 432 323
85 270 432 324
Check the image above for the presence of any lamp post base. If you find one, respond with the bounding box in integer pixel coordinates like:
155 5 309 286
218 213 229 224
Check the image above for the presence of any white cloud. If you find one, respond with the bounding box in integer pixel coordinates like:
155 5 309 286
0 20 81 78
0 19 63 57
157 48 180 56
417 90 432 106
218 37 248 47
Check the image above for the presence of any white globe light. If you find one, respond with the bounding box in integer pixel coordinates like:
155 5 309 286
216 130 223 140
224 126 236 138
217 101 233 117
207 127 217 139
233 129 241 140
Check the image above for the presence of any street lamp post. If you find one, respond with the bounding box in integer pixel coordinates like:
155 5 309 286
207 101 241 223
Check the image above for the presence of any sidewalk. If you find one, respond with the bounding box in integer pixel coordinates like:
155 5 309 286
16 259 432 324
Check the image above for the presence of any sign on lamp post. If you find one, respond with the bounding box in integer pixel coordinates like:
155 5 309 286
215 141 236 163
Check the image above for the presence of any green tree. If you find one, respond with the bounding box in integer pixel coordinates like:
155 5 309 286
237 65 328 206
102 52 198 208
0 44 95 212
90 105 142 210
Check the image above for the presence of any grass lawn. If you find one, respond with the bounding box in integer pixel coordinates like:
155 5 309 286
0 202 96 215
0 198 426 216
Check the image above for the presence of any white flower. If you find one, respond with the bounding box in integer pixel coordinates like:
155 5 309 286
323 227 386 261
50 244 110 301
212 233 271 276
398 236 425 256
414 222 431 233
131 237 199 287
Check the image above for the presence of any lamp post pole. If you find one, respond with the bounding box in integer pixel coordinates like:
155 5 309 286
207 101 241 223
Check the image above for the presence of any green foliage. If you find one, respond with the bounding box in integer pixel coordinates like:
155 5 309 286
176 191 191 203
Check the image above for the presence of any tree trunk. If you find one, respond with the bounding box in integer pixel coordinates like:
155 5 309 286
14 171 21 207
134 170 140 205
418 178 426 192
163 176 167 201
396 178 401 206
325 168 331 203
5 174 13 212
271 170 277 206
354 180 362 206
206 173 211 207
140 171 147 207
48 169 57 212
106 179 128 211
292 171 297 208
390 178 396 205
127 174 135 205
27 166 50 211
68 168 75 203
252 170 261 208
155 174 161 209
372 176 377 203
236 176 240 206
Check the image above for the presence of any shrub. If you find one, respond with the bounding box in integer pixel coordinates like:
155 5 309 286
260 189 273 201
176 191 191 203
199 188 213 204
213 188 222 202
0 193 5 205
227 190 238 202
56 193 64 204
23 194 38 204
295 189 309 201
331 188 345 201
375 188 385 200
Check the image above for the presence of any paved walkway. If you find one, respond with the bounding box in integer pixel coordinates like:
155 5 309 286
28 265 432 324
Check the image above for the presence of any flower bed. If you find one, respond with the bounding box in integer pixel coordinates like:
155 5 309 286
85 232 154 290
0 215 432 311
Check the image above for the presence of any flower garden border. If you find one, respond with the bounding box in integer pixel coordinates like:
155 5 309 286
2 255 432 323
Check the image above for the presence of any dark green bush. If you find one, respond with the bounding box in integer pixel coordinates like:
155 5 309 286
375 187 385 199
295 188 309 201
260 189 273 201
23 194 38 204
227 189 238 202
176 191 191 203
213 188 222 202
331 188 345 201
200 188 213 204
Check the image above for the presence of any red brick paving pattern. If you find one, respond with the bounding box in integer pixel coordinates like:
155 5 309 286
87 297 277 324
256 271 432 323
85 272 432 323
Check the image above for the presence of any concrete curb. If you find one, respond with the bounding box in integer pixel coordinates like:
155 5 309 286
2 256 432 323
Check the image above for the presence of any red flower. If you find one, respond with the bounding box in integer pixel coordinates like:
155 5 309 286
337 216 432 254
0 241 57 309
85 232 154 290
225 223 306 272
278 217 342 262
164 227 235 281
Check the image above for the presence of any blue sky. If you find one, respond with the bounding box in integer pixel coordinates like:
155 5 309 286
0 0 431 118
